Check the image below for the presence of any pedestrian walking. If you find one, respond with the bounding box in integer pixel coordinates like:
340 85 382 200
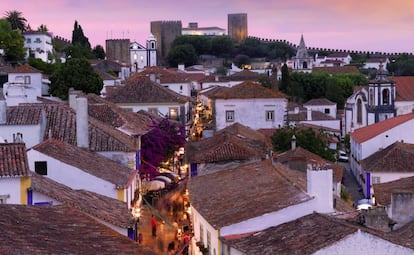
151 214 157 237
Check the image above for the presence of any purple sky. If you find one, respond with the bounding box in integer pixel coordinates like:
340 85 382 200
3 0 414 53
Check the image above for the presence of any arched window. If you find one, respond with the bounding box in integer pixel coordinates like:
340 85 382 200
303 61 308 69
382 89 389 105
357 98 362 124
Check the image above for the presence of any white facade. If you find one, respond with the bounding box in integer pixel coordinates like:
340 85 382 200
325 53 352 65
0 124 44 149
313 230 414 255
116 102 190 123
23 32 53 63
130 34 157 72
3 69 50 106
0 178 23 204
215 98 287 131
162 82 193 97
363 58 390 70
27 150 120 200
304 103 337 119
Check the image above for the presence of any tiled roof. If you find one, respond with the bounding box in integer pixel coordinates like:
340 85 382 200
94 68 119 80
12 64 42 73
3 106 44 125
313 66 360 74
30 173 134 228
188 160 311 229
360 142 414 174
87 94 151 136
296 122 340 133
392 76 414 101
365 57 388 63
0 143 30 177
213 80 287 99
198 74 232 83
19 102 139 152
0 204 154 255
186 123 270 163
132 67 205 83
350 113 414 144
200 85 230 97
304 98 336 106
32 139 135 188
288 109 336 121
229 70 261 81
373 175 414 206
105 77 189 104
327 52 350 58
224 213 357 255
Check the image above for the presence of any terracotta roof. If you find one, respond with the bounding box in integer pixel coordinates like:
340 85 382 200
12 64 42 73
0 204 154 255
198 74 232 83
360 142 414 174
304 98 336 106
229 70 261 81
132 67 204 83
224 213 357 255
105 77 189 104
288 109 336 121
327 52 350 58
200 85 230 97
30 173 133 228
3 106 44 125
296 122 340 133
186 123 270 163
188 160 311 229
350 113 414 144
86 93 152 136
94 68 119 81
392 76 414 101
312 66 360 74
32 139 135 188
374 175 414 206
19 102 139 152
0 143 30 177
213 80 287 99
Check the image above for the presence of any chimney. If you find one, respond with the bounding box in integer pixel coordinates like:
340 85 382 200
76 96 89 148
361 206 394 232
68 88 81 110
291 135 296 151
0 88 6 124
149 73 156 82
307 108 312 121
178 64 185 71
307 163 333 213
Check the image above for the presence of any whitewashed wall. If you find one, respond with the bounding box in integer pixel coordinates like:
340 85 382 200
0 178 22 204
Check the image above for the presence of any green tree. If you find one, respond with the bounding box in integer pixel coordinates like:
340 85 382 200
279 63 290 92
29 57 55 75
4 10 27 32
37 24 48 32
92 45 105 59
71 20 91 49
210 36 234 58
238 37 266 58
49 58 103 100
0 19 25 62
172 35 211 55
65 44 94 59
266 41 295 61
167 44 198 67
233 54 250 68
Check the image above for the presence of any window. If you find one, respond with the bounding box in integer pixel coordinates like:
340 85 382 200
357 99 362 124
324 108 330 114
24 76 31 84
148 108 158 116
34 161 47 175
372 176 381 184
226 110 234 122
169 108 179 120
0 194 10 204
266 110 274 121
26 38 31 43
382 89 390 105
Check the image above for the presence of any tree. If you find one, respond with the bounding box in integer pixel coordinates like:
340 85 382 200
238 37 266 58
4 10 27 32
172 35 211 55
167 44 198 67
71 20 91 49
0 19 25 62
233 54 250 68
279 63 290 92
37 24 48 32
141 118 186 178
210 36 234 58
49 58 103 100
92 45 105 59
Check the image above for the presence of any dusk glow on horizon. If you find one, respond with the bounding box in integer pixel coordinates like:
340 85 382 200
3 0 414 53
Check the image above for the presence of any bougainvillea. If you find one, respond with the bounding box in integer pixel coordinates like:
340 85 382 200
140 117 186 178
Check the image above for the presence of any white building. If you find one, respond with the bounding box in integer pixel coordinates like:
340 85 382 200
213 81 288 131
130 34 157 72
291 35 313 73
2 64 50 106
182 22 225 36
363 57 390 70
23 31 53 63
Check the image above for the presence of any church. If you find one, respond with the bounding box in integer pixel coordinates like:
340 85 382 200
129 34 157 72
344 65 414 134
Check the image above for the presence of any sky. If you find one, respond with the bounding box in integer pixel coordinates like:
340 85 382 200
3 0 414 53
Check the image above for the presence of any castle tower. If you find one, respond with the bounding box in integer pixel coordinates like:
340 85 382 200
292 34 313 73
150 21 182 66
228 13 248 44
105 39 131 64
